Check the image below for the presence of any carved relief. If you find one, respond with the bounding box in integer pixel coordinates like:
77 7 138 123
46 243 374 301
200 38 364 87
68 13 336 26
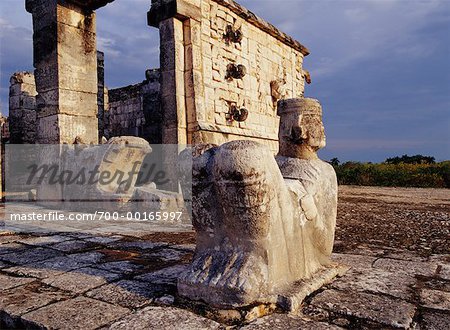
270 78 286 108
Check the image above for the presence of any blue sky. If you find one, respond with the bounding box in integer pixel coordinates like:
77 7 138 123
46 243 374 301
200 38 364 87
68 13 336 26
0 0 449 162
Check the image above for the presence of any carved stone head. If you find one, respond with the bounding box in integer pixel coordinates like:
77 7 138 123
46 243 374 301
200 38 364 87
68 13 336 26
277 98 326 158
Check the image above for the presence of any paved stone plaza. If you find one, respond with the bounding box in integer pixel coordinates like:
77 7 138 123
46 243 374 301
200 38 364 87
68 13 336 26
0 186 448 329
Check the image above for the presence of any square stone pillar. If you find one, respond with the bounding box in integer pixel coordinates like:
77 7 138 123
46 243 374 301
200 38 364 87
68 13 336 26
9 72 37 144
159 18 187 145
25 0 112 144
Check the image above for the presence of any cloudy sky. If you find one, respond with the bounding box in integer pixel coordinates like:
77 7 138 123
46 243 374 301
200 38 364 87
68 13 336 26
0 0 449 162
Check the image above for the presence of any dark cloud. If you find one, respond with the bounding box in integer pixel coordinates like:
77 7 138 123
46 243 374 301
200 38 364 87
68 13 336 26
0 0 448 161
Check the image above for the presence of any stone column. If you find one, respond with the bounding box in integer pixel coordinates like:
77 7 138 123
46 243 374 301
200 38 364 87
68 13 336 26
26 0 114 144
9 72 37 144
159 18 187 145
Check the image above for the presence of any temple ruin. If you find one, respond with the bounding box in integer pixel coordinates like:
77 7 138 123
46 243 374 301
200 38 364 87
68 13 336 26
1 0 345 318
6 0 311 151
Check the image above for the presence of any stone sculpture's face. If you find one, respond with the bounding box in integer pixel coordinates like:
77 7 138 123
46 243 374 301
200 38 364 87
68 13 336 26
302 114 326 151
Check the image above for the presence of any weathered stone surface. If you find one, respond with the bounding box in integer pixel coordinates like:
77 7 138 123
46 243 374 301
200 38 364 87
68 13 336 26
373 258 438 277
420 289 450 311
420 311 450 330
110 240 167 251
95 261 144 275
0 235 24 245
330 267 416 300
331 253 377 270
108 306 221 330
242 313 343 330
278 264 348 312
21 297 129 330
27 0 100 144
179 98 341 311
0 282 71 317
149 247 190 262
16 235 73 246
0 242 28 255
0 246 63 265
51 239 99 252
67 251 105 264
0 274 35 290
82 235 123 245
3 255 95 279
135 264 188 285
310 289 416 328
435 262 450 281
105 73 161 143
85 280 163 308
42 267 122 293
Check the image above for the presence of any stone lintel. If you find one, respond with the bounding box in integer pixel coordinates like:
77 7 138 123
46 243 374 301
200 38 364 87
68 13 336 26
147 0 201 27
67 0 115 11
26 0 114 13
147 0 310 56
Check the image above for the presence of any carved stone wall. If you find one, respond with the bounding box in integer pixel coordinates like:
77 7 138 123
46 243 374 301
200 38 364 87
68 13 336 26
149 0 309 151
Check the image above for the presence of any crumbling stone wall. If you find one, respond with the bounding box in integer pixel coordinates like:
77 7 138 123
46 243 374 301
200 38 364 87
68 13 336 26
97 51 107 140
8 72 37 144
106 69 161 143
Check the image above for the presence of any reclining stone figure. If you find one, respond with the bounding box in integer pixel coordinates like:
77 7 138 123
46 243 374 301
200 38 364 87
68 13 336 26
178 97 342 310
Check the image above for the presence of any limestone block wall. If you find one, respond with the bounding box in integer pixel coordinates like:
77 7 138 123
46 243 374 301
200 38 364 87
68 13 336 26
149 0 310 151
193 0 307 150
9 72 37 144
105 69 161 143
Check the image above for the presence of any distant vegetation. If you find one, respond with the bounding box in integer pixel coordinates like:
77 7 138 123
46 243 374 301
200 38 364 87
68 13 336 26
329 155 450 188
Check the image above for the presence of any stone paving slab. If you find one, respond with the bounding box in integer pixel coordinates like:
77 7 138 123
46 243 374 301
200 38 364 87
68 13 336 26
330 267 416 301
21 297 130 330
15 234 74 246
82 235 123 245
0 242 28 255
0 246 64 265
241 314 343 329
1 202 448 329
436 263 450 281
134 264 188 285
94 260 145 274
85 280 167 309
331 253 377 269
309 289 417 328
373 258 438 277
3 254 98 279
419 289 450 311
0 282 71 319
0 273 35 290
420 311 450 329
42 267 123 294
108 306 221 330
50 239 100 253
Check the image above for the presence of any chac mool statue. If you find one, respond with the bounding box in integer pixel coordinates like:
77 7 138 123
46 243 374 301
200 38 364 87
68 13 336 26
178 98 341 310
